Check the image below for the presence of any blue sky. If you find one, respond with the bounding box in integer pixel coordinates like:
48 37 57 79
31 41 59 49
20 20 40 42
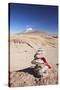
9 3 58 34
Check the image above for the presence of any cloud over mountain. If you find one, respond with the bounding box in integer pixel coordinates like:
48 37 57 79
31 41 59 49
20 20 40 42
25 27 34 33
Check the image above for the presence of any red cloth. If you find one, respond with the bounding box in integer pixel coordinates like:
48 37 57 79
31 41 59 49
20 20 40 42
41 57 51 69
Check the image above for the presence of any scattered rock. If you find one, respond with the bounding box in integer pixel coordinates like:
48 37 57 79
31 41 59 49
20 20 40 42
9 67 58 87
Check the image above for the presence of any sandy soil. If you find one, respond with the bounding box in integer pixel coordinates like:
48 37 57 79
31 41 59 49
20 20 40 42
9 32 58 87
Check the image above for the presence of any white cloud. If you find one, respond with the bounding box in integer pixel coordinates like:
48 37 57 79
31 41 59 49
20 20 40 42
25 27 33 32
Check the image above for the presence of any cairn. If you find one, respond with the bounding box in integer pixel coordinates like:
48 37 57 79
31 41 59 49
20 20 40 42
31 48 51 78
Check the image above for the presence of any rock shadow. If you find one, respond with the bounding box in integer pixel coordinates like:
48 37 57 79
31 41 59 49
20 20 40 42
16 67 36 77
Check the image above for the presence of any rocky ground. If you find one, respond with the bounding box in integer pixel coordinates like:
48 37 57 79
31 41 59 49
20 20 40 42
9 66 58 87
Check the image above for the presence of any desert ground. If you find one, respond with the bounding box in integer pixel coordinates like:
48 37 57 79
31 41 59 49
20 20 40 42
9 31 58 87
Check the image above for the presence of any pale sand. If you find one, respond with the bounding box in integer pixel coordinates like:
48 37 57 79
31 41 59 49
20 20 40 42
10 32 58 72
